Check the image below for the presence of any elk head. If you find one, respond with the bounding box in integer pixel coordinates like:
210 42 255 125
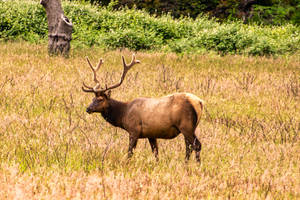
82 54 140 114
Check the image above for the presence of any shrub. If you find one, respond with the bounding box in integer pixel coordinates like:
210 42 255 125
0 1 47 42
194 23 248 54
102 29 163 50
0 0 299 56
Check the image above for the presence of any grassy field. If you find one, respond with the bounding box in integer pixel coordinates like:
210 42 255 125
0 42 299 199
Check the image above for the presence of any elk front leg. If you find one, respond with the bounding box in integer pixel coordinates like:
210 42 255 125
148 138 159 161
128 136 138 158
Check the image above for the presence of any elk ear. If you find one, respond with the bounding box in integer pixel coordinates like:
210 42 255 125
106 90 111 98
102 90 111 99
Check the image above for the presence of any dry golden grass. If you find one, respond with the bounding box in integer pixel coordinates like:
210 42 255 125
0 42 299 199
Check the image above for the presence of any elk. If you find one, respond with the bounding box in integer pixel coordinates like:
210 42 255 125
82 54 204 162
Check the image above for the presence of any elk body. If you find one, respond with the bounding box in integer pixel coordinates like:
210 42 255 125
82 55 204 162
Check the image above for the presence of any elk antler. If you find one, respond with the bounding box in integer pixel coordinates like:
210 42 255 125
82 54 140 94
82 57 103 93
101 54 140 92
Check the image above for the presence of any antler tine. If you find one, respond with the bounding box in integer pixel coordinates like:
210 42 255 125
81 86 95 93
85 57 103 84
99 54 140 92
122 54 140 70
82 81 93 89
82 57 104 93
82 81 95 93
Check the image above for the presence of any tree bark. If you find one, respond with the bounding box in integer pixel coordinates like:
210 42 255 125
40 0 73 56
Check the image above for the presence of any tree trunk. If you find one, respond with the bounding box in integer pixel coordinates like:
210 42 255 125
40 0 73 56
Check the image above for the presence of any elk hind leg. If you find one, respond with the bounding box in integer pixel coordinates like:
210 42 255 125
193 137 201 163
181 125 201 162
184 137 193 162
184 135 201 163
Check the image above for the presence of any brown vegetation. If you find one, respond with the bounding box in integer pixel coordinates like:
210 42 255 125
0 42 299 199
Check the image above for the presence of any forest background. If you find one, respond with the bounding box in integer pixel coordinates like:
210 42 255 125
81 0 300 25
1 0 300 56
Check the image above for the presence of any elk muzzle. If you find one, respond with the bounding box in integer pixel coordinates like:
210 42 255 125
86 99 101 114
86 107 93 114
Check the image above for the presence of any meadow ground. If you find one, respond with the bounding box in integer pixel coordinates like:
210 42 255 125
0 42 299 199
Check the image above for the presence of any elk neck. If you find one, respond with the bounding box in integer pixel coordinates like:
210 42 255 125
100 98 127 128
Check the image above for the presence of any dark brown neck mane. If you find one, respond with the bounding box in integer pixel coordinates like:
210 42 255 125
100 98 127 129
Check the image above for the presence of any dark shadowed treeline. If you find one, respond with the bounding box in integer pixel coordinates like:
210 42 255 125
77 0 300 25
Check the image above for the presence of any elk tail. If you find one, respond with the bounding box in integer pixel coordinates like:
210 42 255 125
185 93 204 127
